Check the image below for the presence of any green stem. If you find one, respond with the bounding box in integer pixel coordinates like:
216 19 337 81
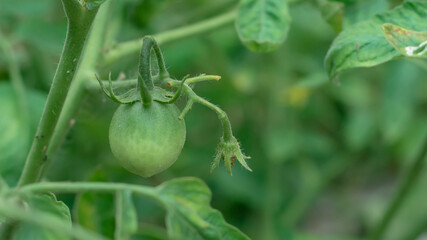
166 78 232 140
137 36 169 105
137 74 153 106
102 10 236 66
43 0 113 175
17 0 100 186
183 85 233 141
139 36 169 88
19 182 159 203
114 191 124 240
0 199 106 240
87 74 221 91
371 134 427 240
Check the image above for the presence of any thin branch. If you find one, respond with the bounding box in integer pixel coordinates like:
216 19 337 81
18 1 100 186
102 10 236 66
19 182 159 203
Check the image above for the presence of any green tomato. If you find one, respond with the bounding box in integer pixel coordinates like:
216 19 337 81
109 101 186 177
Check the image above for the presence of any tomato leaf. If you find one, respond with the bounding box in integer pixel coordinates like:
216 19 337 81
382 23 427 58
11 193 71 240
115 190 138 240
235 0 291 52
74 170 115 238
156 177 250 240
325 1 427 79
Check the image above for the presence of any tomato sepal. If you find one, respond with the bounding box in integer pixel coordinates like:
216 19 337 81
211 136 252 176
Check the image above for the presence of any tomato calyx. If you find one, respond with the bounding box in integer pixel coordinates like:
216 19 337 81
97 36 177 106
211 136 252 176
96 73 177 105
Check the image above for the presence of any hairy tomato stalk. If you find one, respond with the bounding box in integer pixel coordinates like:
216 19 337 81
18 0 102 186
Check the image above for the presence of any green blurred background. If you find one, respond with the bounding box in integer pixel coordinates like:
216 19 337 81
1 0 426 239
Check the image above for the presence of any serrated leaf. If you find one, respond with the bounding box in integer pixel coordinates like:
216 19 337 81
383 23 427 58
11 193 71 240
115 190 138 240
236 0 291 52
325 1 427 79
74 170 115 238
156 177 250 240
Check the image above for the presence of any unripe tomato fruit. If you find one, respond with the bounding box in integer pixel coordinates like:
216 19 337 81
109 101 186 177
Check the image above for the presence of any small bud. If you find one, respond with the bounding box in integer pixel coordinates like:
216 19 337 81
211 136 252 176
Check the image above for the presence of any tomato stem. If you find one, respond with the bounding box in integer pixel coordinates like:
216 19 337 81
138 73 153 106
19 181 160 205
88 75 221 91
46 0 114 163
182 85 233 141
102 10 237 67
17 0 101 186
137 36 170 105
138 36 169 90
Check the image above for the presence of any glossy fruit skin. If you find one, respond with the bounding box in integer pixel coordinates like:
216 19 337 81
109 101 186 177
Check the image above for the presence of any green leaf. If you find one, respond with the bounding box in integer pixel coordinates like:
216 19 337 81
156 177 250 240
115 190 138 240
11 193 71 240
383 23 427 58
235 0 291 52
325 1 427 79
74 170 115 238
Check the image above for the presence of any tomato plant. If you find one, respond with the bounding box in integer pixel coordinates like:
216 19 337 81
0 0 426 240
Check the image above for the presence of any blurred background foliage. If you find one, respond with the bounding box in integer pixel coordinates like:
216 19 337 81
1 0 426 239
